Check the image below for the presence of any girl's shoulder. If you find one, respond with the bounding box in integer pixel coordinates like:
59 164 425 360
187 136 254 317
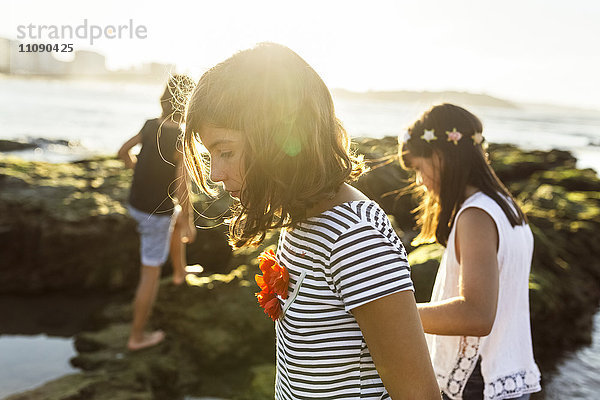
457 191 528 234
459 191 508 215
296 200 395 247
306 199 387 229
314 200 403 250
144 118 160 128
461 190 491 205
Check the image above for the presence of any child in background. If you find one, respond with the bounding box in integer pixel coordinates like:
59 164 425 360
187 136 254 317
118 76 196 351
182 43 440 399
399 103 541 400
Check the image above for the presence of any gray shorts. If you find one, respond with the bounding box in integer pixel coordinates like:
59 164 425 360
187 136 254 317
127 205 180 267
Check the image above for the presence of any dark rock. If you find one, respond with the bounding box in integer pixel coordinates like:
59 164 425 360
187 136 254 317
3 138 600 399
11 265 276 400
531 168 600 192
407 244 444 303
352 137 417 232
0 139 37 152
0 156 233 294
489 144 577 183
31 138 73 148
0 138 80 153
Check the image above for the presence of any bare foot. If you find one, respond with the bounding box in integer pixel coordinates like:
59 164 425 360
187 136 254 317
172 273 187 286
127 330 165 351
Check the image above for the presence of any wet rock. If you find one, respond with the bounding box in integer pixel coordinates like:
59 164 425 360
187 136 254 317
0 138 83 153
4 372 154 400
0 139 37 152
0 155 233 294
407 243 444 303
10 264 276 400
531 168 600 192
3 138 600 399
489 144 577 183
523 184 600 367
352 136 416 231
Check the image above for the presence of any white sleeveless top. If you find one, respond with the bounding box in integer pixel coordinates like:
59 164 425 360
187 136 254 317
425 192 541 400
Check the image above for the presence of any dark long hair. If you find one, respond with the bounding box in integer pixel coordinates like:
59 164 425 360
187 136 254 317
183 43 365 248
399 103 527 246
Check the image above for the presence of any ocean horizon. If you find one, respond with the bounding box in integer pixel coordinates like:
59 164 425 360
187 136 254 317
1 76 599 172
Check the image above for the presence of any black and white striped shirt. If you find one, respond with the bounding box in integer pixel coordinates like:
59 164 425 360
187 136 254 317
274 200 414 399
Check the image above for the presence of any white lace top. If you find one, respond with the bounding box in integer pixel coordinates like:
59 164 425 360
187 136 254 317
425 192 541 400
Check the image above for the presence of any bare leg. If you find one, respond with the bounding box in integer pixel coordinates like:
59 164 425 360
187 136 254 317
170 223 187 285
128 265 165 351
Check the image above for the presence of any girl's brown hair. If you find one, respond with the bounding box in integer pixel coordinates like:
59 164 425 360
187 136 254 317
183 43 365 248
399 103 526 247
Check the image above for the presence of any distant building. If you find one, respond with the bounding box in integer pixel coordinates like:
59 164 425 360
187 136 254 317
69 50 107 76
5 39 68 75
149 62 174 78
110 62 174 82
0 38 10 73
37 52 68 75
0 37 176 82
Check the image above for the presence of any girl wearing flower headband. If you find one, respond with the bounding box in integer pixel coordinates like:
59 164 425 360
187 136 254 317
399 104 541 400
183 43 440 399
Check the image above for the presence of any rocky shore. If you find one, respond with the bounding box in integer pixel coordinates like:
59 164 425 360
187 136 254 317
0 155 233 294
1 137 599 399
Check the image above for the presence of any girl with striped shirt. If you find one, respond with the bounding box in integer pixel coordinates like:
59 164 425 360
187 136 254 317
182 43 440 399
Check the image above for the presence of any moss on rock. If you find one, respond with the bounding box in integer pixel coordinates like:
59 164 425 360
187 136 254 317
4 138 600 399
0 155 233 294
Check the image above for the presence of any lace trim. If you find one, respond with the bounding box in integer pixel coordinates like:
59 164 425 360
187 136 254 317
483 370 541 400
441 336 481 399
436 336 541 400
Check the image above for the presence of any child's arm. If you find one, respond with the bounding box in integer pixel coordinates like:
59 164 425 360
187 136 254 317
174 152 196 243
418 207 499 336
118 133 142 169
353 291 441 399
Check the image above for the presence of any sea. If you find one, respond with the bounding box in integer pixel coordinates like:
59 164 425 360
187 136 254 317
0 76 599 172
0 76 599 399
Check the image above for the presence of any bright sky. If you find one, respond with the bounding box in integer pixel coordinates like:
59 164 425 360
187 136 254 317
3 0 600 109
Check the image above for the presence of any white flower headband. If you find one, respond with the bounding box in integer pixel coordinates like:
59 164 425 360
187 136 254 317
402 128 485 146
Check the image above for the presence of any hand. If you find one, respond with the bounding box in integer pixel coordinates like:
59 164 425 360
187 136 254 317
176 214 196 244
182 221 197 244
118 133 141 169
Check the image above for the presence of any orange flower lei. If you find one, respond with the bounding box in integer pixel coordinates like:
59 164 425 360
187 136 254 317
255 249 289 321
